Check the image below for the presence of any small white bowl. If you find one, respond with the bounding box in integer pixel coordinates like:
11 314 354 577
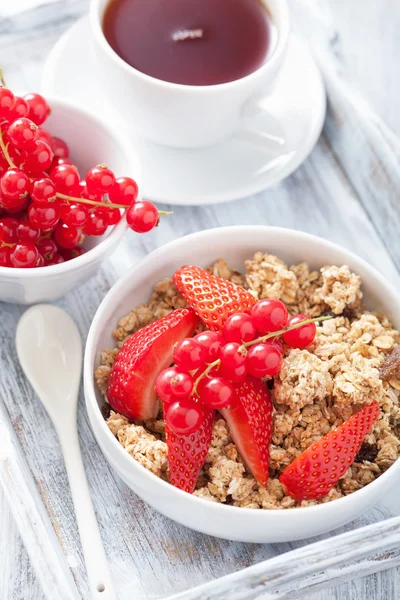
84 226 400 543
0 97 140 304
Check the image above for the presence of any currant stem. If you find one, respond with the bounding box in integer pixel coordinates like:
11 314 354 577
242 315 332 348
0 128 16 169
56 192 173 216
193 359 221 396
0 69 6 88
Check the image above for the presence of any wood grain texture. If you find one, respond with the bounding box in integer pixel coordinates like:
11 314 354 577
1 0 400 599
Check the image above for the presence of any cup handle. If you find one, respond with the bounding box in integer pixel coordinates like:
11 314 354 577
235 92 292 154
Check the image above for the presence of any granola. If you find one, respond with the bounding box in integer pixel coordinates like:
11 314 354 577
96 253 400 509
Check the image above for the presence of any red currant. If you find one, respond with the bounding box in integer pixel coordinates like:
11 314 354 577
109 176 138 206
25 140 54 173
126 200 158 233
36 254 45 267
24 93 50 126
246 342 282 378
173 338 206 371
194 331 225 362
83 211 108 236
251 298 288 333
31 177 57 205
36 238 58 260
52 157 74 170
223 312 257 343
283 314 316 348
0 246 11 267
85 165 115 195
0 217 18 242
198 377 235 409
7 117 38 151
54 223 81 249
156 367 194 402
104 208 122 225
60 202 88 228
219 342 247 383
165 399 203 435
45 252 65 265
0 88 14 120
59 247 85 261
0 190 27 211
50 164 80 194
1 169 30 199
28 203 60 229
16 220 40 244
52 136 69 159
8 96 29 121
35 128 54 150
10 243 39 268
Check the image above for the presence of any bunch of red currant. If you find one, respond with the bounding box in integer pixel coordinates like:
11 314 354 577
0 80 165 268
156 299 319 435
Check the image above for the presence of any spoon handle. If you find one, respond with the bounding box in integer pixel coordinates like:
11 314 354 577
58 422 117 600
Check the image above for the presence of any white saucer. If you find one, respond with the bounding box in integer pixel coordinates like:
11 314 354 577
42 17 326 206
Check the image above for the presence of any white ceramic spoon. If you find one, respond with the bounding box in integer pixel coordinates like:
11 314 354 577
16 304 117 600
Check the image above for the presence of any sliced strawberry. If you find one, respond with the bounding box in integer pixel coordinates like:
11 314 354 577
280 401 380 501
173 265 256 331
106 308 198 421
219 376 273 486
166 405 215 493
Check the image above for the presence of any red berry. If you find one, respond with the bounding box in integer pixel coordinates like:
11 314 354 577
59 247 85 261
283 314 316 348
78 179 100 201
126 200 158 233
246 342 283 378
52 136 69 159
35 128 54 150
31 177 57 205
25 140 54 173
251 298 288 333
16 220 40 244
36 238 57 260
156 367 194 403
109 176 139 206
50 164 80 194
173 338 206 371
1 168 30 199
165 399 203 435
0 217 18 242
0 190 28 211
83 211 108 236
28 203 60 229
199 377 235 409
7 117 38 150
8 96 29 122
194 331 225 362
104 207 122 225
0 246 11 266
85 164 115 195
54 222 81 249
223 312 257 343
10 243 39 268
52 157 74 170
60 202 88 228
45 252 65 265
24 93 50 126
219 342 247 383
0 88 14 120
36 254 45 267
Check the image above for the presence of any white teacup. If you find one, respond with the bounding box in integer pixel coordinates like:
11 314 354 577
90 0 290 148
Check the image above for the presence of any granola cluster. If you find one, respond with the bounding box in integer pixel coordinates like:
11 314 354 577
96 254 400 509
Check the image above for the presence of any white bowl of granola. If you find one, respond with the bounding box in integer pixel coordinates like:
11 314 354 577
84 226 400 542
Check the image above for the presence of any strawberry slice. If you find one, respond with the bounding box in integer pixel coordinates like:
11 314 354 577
280 400 380 501
219 376 273 486
173 265 256 331
166 406 215 493
106 308 198 421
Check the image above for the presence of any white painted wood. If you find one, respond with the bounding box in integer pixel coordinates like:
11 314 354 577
1 1 400 599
